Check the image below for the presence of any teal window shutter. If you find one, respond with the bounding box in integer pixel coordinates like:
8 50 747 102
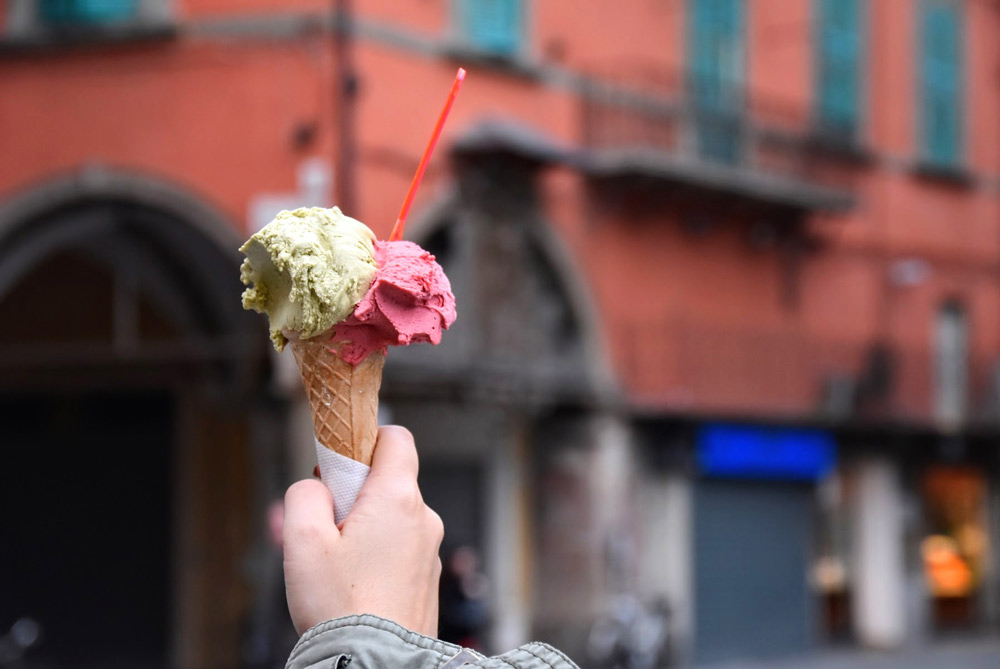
689 0 744 163
40 0 139 25
921 1 962 167
817 0 860 135
460 0 523 56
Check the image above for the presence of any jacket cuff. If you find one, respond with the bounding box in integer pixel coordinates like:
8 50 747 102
285 614 462 669
285 614 580 669
488 642 581 669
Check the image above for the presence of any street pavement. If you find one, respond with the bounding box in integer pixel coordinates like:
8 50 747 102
699 637 1000 669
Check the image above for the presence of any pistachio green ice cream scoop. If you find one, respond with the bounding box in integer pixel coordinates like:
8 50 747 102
240 206 378 351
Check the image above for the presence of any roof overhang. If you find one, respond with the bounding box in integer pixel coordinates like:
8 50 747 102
582 148 854 214
452 118 574 166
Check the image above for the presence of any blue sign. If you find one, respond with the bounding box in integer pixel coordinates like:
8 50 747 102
697 423 837 481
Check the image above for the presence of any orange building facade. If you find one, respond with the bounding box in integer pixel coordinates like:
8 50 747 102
2 0 1000 667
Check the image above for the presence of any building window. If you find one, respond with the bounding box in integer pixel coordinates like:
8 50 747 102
456 0 523 57
920 0 963 168
934 300 968 427
38 0 138 25
3 0 172 42
816 0 861 137
688 0 745 164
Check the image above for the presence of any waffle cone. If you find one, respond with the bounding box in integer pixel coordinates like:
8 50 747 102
289 339 385 466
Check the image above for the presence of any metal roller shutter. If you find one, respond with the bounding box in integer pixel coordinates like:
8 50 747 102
694 479 816 664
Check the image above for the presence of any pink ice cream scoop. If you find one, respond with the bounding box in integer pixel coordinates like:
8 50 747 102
328 240 457 365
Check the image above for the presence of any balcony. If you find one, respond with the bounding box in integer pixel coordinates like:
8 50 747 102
580 65 857 216
616 319 997 430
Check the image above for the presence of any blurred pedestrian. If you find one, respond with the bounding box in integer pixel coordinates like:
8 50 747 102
439 545 490 650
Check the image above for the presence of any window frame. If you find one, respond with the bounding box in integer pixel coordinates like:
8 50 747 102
686 0 747 164
2 0 173 45
451 0 527 61
812 0 867 142
934 299 969 428
917 0 965 170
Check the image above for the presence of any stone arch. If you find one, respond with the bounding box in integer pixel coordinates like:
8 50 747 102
0 165 240 262
0 165 265 390
0 165 269 668
401 186 616 404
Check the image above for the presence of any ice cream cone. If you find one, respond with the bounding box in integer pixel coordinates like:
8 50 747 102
289 338 385 466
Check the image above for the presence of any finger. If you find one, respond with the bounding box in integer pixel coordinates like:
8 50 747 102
367 425 420 485
283 479 341 545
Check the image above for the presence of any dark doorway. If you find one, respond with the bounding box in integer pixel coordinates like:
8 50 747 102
420 462 488 649
0 390 174 668
420 462 485 556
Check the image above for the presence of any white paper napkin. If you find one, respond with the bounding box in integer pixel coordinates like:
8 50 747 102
315 438 371 525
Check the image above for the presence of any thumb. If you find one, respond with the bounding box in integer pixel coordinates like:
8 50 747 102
366 425 420 486
348 426 421 523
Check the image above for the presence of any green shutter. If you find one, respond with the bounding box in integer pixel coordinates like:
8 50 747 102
689 0 744 163
461 0 523 56
921 1 962 167
40 0 138 24
817 0 860 135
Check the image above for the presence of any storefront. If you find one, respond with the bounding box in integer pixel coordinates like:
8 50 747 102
808 437 999 649
921 465 990 631
692 423 836 664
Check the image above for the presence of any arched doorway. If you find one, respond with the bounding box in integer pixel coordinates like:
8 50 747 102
384 143 621 655
0 168 274 668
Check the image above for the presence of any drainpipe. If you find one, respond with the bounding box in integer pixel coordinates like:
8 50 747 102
333 0 357 215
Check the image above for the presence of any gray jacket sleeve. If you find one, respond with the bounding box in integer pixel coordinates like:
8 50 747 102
285 614 580 669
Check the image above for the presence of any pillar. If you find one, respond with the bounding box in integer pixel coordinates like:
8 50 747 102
851 457 907 648
637 471 693 665
590 412 635 595
487 417 532 652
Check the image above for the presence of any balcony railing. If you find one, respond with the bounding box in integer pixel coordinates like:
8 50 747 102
580 65 859 208
616 319 996 428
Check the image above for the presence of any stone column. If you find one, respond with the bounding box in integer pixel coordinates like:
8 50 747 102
590 412 636 595
637 471 693 665
487 417 532 652
851 457 907 648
